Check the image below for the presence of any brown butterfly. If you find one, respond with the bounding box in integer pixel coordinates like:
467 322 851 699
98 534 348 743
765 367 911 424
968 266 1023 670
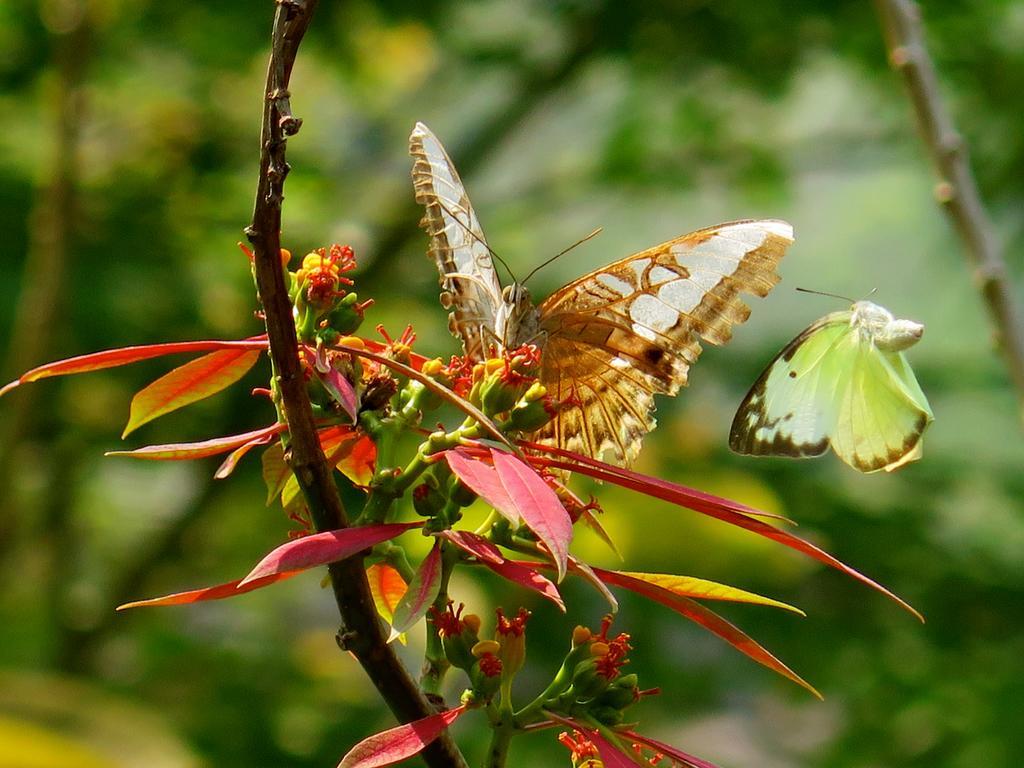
410 122 794 466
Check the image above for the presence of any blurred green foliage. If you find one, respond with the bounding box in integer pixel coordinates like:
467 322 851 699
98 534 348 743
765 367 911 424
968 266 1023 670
2 1 1023 767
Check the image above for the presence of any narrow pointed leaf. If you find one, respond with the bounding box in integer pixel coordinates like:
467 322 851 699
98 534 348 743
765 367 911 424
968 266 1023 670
337 705 466 768
568 557 618 612
262 442 290 504
618 731 722 768
440 530 564 610
529 452 922 621
594 569 820 698
215 427 280 479
389 542 443 639
1 338 268 396
521 440 792 522
107 424 285 461
123 348 261 437
240 522 422 586
116 571 301 610
446 448 572 581
605 570 803 615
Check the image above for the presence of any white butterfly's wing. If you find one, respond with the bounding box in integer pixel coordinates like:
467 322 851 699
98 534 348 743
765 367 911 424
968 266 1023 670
410 123 504 360
729 312 852 458
534 220 794 465
731 312 934 473
831 342 933 473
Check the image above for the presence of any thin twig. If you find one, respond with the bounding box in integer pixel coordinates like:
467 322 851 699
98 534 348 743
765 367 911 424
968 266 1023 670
244 3 466 766
874 0 1024 420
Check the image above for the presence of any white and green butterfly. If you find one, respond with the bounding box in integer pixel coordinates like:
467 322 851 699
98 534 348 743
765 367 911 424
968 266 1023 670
729 300 933 473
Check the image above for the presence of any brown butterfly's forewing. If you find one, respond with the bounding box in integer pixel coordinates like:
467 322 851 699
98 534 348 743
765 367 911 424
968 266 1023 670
534 220 794 465
410 122 503 360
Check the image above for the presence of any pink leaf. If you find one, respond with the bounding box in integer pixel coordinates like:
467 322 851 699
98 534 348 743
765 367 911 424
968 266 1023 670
527 450 921 621
239 523 422 586
1 337 268 397
389 542 444 639
337 705 467 768
446 448 572 581
317 364 358 421
123 348 261 437
107 424 286 461
116 571 302 610
440 530 564 611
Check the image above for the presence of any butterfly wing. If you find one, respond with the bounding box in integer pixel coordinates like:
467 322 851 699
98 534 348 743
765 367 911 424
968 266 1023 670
831 341 933 472
729 312 853 458
731 312 934 473
410 122 504 360
534 219 794 465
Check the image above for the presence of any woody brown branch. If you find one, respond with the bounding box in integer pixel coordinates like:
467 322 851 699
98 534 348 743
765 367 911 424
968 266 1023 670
874 0 1024 421
245 2 467 766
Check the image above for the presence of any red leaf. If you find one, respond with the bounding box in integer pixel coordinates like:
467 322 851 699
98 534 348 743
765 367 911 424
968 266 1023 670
0 337 268 397
337 705 467 768
116 571 302 610
123 348 261 437
240 522 423 586
440 530 564 611
528 451 922 621
106 423 286 461
446 448 572 581
593 568 820 698
522 440 792 522
389 542 444 639
618 731 722 768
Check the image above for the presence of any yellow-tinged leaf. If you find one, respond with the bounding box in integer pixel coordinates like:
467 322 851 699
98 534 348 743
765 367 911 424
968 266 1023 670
612 570 805 615
367 563 408 644
123 348 261 437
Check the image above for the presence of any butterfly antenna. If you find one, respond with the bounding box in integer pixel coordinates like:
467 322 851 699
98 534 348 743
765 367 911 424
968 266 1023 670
795 286 856 304
437 200 519 283
522 227 603 286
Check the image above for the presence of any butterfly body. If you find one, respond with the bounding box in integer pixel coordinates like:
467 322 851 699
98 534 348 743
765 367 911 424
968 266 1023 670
410 122 793 465
730 300 933 473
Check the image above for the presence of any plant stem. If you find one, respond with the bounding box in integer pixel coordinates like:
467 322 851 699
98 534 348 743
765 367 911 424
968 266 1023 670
874 0 1024 422
483 712 515 768
245 2 465 766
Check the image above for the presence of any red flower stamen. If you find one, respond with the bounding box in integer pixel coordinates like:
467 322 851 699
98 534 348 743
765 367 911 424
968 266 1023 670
495 607 530 637
429 601 467 638
558 730 600 766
